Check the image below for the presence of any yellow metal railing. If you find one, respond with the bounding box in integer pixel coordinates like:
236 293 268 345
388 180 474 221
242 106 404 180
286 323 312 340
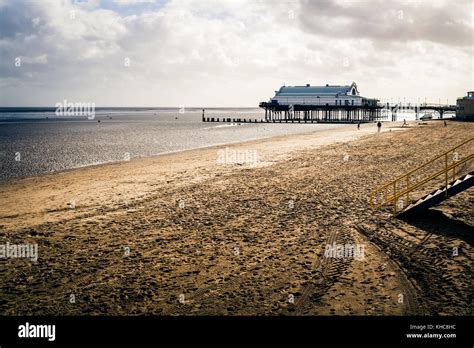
370 137 474 214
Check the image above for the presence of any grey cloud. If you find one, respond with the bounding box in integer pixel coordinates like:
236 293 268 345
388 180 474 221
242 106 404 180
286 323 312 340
0 1 39 39
297 0 473 47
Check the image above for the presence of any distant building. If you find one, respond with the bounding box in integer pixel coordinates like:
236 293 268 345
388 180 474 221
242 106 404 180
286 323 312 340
456 91 474 121
268 82 378 107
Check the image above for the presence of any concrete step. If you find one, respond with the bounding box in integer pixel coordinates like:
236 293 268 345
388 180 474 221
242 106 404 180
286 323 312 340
398 171 474 216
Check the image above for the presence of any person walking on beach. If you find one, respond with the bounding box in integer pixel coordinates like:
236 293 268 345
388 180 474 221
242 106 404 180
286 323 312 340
357 122 360 130
402 119 407 127
377 121 382 133
444 120 447 127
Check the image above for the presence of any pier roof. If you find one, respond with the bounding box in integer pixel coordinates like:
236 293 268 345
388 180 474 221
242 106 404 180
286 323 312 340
275 82 359 97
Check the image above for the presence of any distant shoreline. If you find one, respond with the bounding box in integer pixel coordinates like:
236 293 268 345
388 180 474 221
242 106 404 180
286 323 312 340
0 115 346 183
0 122 360 184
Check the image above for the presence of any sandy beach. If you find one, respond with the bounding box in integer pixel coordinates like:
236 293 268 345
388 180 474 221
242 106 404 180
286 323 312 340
0 120 472 316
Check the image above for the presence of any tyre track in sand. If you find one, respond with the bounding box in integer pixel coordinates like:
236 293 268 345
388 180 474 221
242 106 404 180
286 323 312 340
354 216 462 315
290 227 354 315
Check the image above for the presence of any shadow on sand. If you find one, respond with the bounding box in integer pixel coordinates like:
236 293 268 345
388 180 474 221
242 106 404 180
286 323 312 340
399 209 474 247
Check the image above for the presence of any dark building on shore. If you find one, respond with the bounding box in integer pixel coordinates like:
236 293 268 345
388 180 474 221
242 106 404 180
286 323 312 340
456 91 474 121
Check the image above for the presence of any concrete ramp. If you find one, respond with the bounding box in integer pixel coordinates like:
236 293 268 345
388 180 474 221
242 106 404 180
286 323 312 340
398 172 474 216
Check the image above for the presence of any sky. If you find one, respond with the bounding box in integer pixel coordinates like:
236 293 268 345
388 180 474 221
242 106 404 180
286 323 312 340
0 0 473 107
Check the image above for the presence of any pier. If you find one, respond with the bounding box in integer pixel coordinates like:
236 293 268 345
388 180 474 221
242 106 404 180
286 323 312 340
201 82 457 124
385 103 457 121
201 102 457 124
258 101 383 123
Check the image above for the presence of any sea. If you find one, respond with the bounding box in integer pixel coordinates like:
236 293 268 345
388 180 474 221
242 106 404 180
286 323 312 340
0 107 350 182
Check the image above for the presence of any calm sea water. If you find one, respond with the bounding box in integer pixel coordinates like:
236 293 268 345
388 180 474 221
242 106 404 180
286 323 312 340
0 107 348 182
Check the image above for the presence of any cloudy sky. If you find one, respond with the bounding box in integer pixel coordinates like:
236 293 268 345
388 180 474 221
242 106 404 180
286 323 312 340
0 0 472 107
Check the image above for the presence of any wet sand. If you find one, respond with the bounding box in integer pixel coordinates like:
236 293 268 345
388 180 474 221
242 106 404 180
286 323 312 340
0 120 472 315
